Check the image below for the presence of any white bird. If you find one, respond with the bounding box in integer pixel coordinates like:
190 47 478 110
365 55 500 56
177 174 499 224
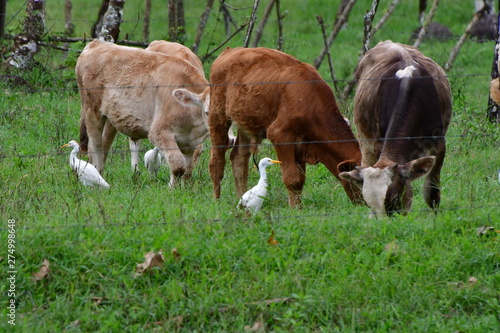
237 157 282 214
61 140 110 188
144 147 161 176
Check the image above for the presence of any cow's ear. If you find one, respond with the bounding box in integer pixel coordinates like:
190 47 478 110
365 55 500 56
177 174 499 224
173 89 202 107
339 169 363 184
401 156 435 180
337 160 358 173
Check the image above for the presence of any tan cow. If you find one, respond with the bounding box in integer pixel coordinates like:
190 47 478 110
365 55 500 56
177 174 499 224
76 40 210 186
339 41 452 217
146 40 204 76
208 47 363 208
123 40 207 170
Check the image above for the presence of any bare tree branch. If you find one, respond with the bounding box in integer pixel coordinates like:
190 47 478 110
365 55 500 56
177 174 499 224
252 0 276 47
276 0 284 50
202 22 248 61
372 0 400 36
243 0 260 47
413 0 439 48
192 0 214 54
314 0 356 69
316 15 340 96
362 0 380 54
341 0 379 101
444 5 489 71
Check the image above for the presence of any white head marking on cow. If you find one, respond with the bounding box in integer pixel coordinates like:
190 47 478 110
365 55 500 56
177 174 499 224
359 167 394 218
395 65 416 79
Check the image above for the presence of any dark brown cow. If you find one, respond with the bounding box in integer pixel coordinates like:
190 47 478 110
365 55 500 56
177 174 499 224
76 40 210 186
339 40 452 217
208 47 362 208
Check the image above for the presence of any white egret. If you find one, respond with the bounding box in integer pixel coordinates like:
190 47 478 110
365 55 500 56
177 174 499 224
61 140 110 188
144 147 162 176
237 158 282 214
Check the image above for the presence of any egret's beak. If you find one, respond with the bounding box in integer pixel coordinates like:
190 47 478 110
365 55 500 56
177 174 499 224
271 160 282 164
61 143 70 148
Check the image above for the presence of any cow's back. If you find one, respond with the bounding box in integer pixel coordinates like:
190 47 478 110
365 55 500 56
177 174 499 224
146 40 204 76
76 40 208 138
353 40 452 163
210 47 341 138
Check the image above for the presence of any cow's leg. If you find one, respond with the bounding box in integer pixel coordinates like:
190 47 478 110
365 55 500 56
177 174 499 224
267 130 304 208
183 144 203 181
423 147 445 210
85 113 107 173
229 131 252 197
152 133 186 187
101 120 118 168
128 138 141 172
208 124 230 199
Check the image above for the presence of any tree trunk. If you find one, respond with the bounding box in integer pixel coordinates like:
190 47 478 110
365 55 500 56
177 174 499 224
64 0 75 35
169 0 185 43
192 0 214 54
143 0 151 41
92 0 110 38
6 0 46 69
0 0 7 39
97 0 126 43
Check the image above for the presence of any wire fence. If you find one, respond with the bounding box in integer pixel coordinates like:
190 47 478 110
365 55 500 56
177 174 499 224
2 204 499 233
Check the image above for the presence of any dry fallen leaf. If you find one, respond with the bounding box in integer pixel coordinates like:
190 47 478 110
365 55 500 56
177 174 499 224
468 276 478 284
91 297 108 305
171 248 181 262
171 316 184 328
267 230 279 246
32 259 50 281
135 251 165 276
244 318 265 332
476 226 495 237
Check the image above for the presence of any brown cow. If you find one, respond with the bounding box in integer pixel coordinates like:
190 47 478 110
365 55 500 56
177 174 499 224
339 40 452 217
208 47 362 208
76 40 210 186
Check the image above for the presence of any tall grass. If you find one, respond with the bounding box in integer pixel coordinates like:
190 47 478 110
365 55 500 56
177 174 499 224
1 0 499 332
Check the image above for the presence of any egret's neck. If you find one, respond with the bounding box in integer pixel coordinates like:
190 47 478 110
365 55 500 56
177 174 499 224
257 167 268 187
69 148 79 167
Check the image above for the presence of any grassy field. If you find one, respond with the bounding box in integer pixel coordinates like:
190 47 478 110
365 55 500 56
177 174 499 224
1 0 500 332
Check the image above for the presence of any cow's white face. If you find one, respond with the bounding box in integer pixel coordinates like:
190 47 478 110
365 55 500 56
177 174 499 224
339 156 436 218
359 167 393 217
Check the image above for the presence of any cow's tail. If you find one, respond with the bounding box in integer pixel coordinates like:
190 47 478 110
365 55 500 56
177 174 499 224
79 114 89 153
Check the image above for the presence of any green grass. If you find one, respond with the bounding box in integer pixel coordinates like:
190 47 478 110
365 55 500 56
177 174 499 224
1 0 500 332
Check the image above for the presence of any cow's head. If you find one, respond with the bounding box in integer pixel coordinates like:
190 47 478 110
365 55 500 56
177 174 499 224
172 88 210 116
339 156 435 218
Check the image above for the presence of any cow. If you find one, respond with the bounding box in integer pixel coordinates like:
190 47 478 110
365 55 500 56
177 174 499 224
339 40 452 218
76 40 210 187
123 40 207 171
208 47 363 208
